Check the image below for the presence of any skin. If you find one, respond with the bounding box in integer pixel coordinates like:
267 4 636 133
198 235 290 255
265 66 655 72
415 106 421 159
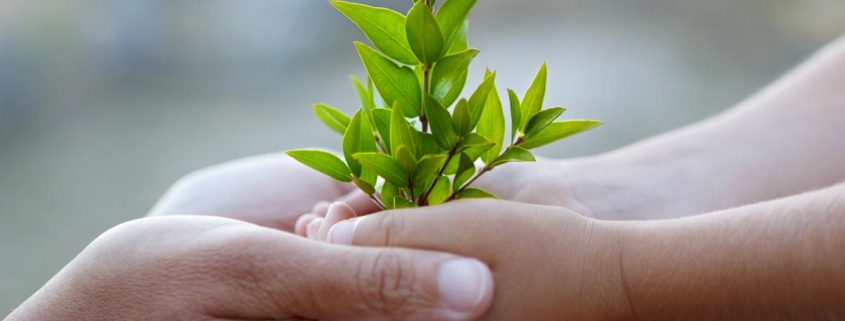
6 216 494 321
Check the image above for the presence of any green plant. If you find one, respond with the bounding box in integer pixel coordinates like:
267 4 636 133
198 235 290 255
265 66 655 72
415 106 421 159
286 0 601 209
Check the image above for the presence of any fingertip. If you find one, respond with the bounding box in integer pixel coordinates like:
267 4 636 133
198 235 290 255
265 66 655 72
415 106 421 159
312 201 331 217
295 214 319 237
306 217 324 239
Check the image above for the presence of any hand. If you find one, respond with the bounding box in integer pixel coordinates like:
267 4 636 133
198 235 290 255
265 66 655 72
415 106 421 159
7 216 494 321
318 200 633 321
148 153 378 231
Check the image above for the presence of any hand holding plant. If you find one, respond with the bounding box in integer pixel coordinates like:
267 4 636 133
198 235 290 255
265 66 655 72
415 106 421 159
287 0 601 209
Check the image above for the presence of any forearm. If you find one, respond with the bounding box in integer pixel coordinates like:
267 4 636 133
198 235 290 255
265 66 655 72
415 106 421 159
620 182 845 320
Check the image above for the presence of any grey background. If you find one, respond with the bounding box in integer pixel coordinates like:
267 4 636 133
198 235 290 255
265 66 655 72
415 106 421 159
1 0 843 314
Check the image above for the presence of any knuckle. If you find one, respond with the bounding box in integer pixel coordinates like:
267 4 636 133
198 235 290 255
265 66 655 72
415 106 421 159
370 214 407 247
355 251 422 315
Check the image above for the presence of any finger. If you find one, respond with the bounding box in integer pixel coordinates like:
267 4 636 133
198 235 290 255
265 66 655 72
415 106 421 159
311 201 331 217
316 203 357 242
295 214 320 237
306 217 323 239
335 189 381 216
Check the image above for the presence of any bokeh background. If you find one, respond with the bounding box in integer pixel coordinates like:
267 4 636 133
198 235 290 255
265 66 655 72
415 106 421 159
1 0 843 313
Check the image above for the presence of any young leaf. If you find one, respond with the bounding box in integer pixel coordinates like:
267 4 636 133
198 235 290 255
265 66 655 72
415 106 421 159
435 0 478 49
430 49 479 108
392 197 417 208
390 102 416 155
313 104 351 135
395 145 417 175
286 150 352 182
467 72 496 130
354 152 408 187
490 146 535 167
518 120 602 149
508 89 522 140
453 153 476 189
520 63 547 130
524 107 565 138
370 108 392 148
331 1 418 65
455 187 497 199
343 110 378 185
457 133 494 154
381 182 398 209
452 98 471 136
406 0 445 63
352 177 376 196
413 154 448 193
425 95 458 149
477 83 505 165
350 75 375 111
428 176 451 205
355 42 422 117
446 20 469 55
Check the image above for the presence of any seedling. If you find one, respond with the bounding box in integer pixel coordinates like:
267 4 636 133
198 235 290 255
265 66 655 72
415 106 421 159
287 0 601 209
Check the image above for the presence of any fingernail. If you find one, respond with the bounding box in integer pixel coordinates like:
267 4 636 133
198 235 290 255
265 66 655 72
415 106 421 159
437 259 492 314
328 219 356 245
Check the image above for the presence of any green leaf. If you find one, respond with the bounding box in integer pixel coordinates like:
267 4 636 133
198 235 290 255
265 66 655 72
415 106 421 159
452 98 471 136
428 176 451 205
354 152 408 187
446 20 469 54
370 108 392 148
392 197 417 208
453 153 476 189
520 63 547 130
430 49 479 108
455 187 497 199
390 102 416 156
507 89 522 140
467 72 496 130
313 104 351 135
355 42 422 117
413 154 448 193
490 146 535 167
518 120 603 149
343 110 378 182
419 132 445 155
395 145 417 175
435 0 478 50
524 107 565 138
352 177 376 195
457 133 493 154
286 150 352 182
381 182 398 209
425 94 457 150
406 0 445 63
351 75 375 111
331 1 418 65
477 83 505 165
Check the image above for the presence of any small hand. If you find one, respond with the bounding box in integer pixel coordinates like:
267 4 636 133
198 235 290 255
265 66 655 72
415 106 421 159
317 199 633 321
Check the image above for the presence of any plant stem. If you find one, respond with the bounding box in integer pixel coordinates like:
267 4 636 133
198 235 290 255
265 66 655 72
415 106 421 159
418 140 459 205
420 63 432 133
369 194 386 210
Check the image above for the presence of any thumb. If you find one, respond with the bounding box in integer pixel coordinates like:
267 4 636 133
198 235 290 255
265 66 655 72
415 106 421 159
291 241 494 321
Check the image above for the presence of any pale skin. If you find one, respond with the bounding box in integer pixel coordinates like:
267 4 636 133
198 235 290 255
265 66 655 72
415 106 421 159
7 35 845 320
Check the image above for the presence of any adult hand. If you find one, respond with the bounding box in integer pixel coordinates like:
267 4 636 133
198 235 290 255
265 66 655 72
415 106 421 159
320 200 632 321
148 153 378 231
6 216 493 321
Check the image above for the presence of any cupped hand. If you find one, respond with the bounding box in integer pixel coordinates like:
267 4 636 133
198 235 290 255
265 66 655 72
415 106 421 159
316 199 634 321
7 215 494 321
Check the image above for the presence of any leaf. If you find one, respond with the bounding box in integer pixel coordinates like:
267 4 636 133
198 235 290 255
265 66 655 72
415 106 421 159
518 120 603 149
425 94 457 150
350 75 375 111
455 187 497 199
428 176 451 205
457 133 494 154
313 104 351 135
370 108 392 148
467 72 496 130
453 153 476 189
524 107 565 138
381 182 398 209
355 42 422 117
343 111 378 185
390 102 416 156
508 89 521 140
395 145 417 175
392 197 417 208
430 49 479 108
435 0 478 50
490 146 535 167
419 132 445 155
331 1 418 65
452 98 471 136
352 177 376 195
413 154 447 193
477 82 504 165
354 152 409 187
286 150 352 182
406 0 445 63
520 63 547 130
446 20 469 55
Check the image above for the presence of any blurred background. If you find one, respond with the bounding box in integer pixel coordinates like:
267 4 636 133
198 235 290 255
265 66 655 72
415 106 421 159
1 0 843 313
